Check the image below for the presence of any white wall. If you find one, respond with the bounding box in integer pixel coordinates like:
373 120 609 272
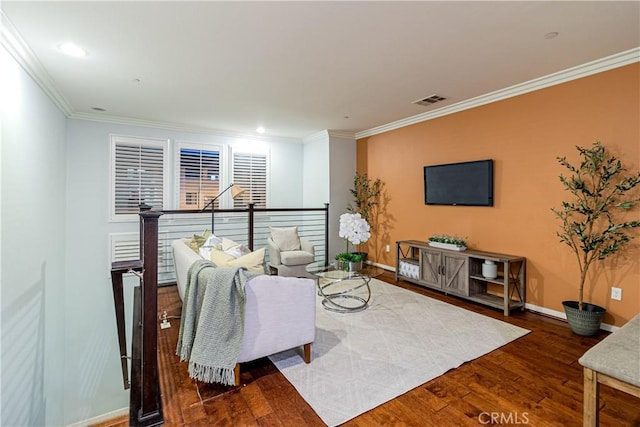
302 131 330 207
267 139 305 207
1 41 331 426
301 131 357 259
63 119 307 423
1 45 67 427
328 134 356 258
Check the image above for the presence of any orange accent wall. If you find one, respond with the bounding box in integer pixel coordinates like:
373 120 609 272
358 63 640 326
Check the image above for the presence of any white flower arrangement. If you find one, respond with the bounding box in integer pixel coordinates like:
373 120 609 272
339 212 371 246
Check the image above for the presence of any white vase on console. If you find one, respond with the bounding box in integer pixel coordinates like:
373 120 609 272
482 260 498 279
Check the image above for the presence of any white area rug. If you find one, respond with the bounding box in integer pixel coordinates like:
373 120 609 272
269 278 530 427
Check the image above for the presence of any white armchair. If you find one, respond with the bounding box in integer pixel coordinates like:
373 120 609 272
267 226 315 278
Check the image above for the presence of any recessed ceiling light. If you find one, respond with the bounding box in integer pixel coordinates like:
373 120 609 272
58 42 88 57
256 126 265 134
544 32 559 39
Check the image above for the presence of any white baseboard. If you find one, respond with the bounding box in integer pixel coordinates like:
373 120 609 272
524 303 618 332
368 261 394 272
376 261 619 333
66 407 128 427
65 270 618 427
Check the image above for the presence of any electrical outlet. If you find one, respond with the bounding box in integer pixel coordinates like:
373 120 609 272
385 244 390 253
611 287 622 301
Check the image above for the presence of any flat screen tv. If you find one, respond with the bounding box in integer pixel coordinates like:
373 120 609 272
424 159 493 206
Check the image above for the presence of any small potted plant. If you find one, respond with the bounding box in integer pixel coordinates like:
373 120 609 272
337 212 371 271
428 234 467 251
335 252 363 272
552 141 640 336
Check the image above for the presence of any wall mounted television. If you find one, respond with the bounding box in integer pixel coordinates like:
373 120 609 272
424 159 494 206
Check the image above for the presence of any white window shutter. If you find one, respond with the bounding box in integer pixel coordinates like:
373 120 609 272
233 152 267 208
110 232 174 284
112 136 167 216
178 148 221 209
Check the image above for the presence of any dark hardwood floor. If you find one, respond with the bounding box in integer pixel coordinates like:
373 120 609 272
98 271 639 426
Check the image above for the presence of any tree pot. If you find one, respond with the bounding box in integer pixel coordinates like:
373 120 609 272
562 301 606 336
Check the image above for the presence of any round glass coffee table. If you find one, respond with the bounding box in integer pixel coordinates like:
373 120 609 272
305 261 383 313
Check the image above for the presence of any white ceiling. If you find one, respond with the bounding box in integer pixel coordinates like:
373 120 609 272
2 1 639 140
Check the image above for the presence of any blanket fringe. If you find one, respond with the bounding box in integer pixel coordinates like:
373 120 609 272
189 360 235 386
177 344 192 362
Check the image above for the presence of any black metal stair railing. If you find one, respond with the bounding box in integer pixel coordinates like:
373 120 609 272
110 203 330 427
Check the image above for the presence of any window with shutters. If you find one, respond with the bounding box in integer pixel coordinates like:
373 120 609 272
177 144 222 210
232 151 268 208
110 135 168 220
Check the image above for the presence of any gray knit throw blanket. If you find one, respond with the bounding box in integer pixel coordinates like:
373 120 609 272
176 259 257 386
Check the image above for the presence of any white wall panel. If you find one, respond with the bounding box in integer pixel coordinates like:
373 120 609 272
1 45 67 427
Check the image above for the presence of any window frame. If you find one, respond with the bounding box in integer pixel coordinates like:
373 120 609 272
174 140 227 210
230 146 270 209
108 136 272 223
109 134 170 223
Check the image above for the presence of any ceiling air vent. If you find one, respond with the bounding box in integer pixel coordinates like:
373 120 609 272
413 94 447 107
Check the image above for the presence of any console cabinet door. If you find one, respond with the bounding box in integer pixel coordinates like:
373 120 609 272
442 253 469 296
420 249 442 289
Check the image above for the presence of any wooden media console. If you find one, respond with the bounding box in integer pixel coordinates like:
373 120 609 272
395 240 526 315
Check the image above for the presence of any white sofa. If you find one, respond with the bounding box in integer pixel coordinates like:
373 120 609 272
172 238 316 385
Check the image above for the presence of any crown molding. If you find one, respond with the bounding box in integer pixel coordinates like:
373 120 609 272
4 9 636 143
355 47 640 139
303 130 329 144
70 111 302 144
1 11 303 143
1 11 74 116
303 130 356 144
327 130 356 140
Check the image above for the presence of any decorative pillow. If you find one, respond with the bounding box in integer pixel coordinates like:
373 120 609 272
270 226 301 251
221 237 238 251
221 237 241 257
227 248 266 274
187 229 212 253
209 249 237 266
210 247 266 274
221 237 252 258
203 234 223 249
198 234 223 259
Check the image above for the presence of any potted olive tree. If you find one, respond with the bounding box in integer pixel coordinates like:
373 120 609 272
348 172 383 227
552 141 640 336
347 173 383 262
